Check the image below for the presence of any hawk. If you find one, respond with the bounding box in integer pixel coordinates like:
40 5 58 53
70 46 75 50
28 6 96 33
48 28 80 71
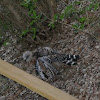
22 47 79 80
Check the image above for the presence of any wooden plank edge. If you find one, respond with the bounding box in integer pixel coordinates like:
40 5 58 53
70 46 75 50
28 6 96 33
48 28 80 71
0 59 79 100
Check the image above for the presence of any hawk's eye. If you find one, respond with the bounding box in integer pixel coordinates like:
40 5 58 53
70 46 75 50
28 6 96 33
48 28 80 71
26 55 29 59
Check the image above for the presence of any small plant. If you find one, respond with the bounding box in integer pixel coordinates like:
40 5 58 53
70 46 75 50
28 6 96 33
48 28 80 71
72 17 86 30
21 0 39 39
59 0 100 32
21 0 100 40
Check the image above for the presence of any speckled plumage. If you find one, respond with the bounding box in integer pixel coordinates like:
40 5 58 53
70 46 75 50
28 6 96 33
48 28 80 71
23 47 79 80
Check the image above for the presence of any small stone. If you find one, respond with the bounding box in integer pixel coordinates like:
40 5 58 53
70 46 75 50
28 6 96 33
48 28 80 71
0 96 6 100
95 46 100 49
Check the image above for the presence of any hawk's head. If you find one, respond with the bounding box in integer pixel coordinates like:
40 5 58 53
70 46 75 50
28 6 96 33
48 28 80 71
22 51 33 62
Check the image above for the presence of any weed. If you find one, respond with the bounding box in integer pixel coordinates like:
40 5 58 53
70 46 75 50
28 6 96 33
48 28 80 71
21 0 100 39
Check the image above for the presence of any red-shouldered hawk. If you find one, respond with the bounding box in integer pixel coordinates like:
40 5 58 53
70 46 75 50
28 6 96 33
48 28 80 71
23 47 79 80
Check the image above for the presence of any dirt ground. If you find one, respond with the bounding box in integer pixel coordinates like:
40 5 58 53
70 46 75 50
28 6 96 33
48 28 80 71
0 0 100 100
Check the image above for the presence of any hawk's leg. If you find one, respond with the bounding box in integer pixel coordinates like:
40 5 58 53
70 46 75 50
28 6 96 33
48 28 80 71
35 60 47 80
37 56 58 78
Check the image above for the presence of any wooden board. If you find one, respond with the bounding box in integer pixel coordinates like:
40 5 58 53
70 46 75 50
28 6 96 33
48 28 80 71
0 59 78 100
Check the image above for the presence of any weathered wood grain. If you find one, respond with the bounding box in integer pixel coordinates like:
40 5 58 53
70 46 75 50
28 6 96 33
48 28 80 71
0 59 78 100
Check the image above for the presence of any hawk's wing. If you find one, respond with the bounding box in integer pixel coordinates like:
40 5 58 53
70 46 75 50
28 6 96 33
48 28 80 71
33 47 57 58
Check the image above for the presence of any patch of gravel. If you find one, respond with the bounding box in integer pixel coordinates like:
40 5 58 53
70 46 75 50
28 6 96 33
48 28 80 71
47 23 100 99
0 0 100 100
1 25 100 100
0 31 47 100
